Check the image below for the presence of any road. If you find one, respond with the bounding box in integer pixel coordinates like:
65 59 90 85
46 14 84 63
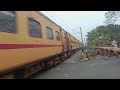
31 51 120 79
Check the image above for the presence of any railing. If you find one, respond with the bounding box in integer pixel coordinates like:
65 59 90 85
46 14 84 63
94 46 120 56
80 46 120 61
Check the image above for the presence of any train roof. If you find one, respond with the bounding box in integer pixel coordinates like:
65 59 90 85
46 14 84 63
37 11 81 43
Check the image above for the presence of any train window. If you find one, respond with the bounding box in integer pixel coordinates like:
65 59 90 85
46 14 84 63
28 18 42 38
46 27 53 40
0 11 16 33
56 31 60 41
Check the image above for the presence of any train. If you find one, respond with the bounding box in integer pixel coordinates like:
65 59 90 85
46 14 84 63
0 11 82 79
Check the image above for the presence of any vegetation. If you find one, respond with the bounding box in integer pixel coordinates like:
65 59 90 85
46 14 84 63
104 11 120 25
86 24 120 49
86 11 120 51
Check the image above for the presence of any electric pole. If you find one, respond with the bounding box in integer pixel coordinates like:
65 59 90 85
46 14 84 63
80 27 84 47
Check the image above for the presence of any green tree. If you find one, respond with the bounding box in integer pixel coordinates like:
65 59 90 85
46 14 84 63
86 24 120 48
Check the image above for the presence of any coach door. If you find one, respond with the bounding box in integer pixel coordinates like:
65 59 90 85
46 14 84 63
67 34 71 51
63 32 68 52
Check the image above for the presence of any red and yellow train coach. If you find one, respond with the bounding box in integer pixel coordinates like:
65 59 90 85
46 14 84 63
70 35 80 51
0 11 81 79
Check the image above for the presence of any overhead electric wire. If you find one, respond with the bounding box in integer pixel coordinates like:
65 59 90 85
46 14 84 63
44 11 63 27
45 11 72 32
49 12 81 35
41 11 81 40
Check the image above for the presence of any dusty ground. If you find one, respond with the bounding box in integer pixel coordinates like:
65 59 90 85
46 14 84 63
31 51 120 79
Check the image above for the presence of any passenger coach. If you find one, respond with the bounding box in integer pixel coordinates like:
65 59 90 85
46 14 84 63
0 11 81 79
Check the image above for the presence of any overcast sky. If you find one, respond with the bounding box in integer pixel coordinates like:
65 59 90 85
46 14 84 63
40 11 107 43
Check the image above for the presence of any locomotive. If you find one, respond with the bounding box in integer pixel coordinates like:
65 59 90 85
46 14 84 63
0 11 82 79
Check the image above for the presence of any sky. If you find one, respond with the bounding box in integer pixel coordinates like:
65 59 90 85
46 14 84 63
40 11 107 43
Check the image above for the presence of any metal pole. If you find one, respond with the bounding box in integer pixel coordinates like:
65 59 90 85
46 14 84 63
80 27 84 47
